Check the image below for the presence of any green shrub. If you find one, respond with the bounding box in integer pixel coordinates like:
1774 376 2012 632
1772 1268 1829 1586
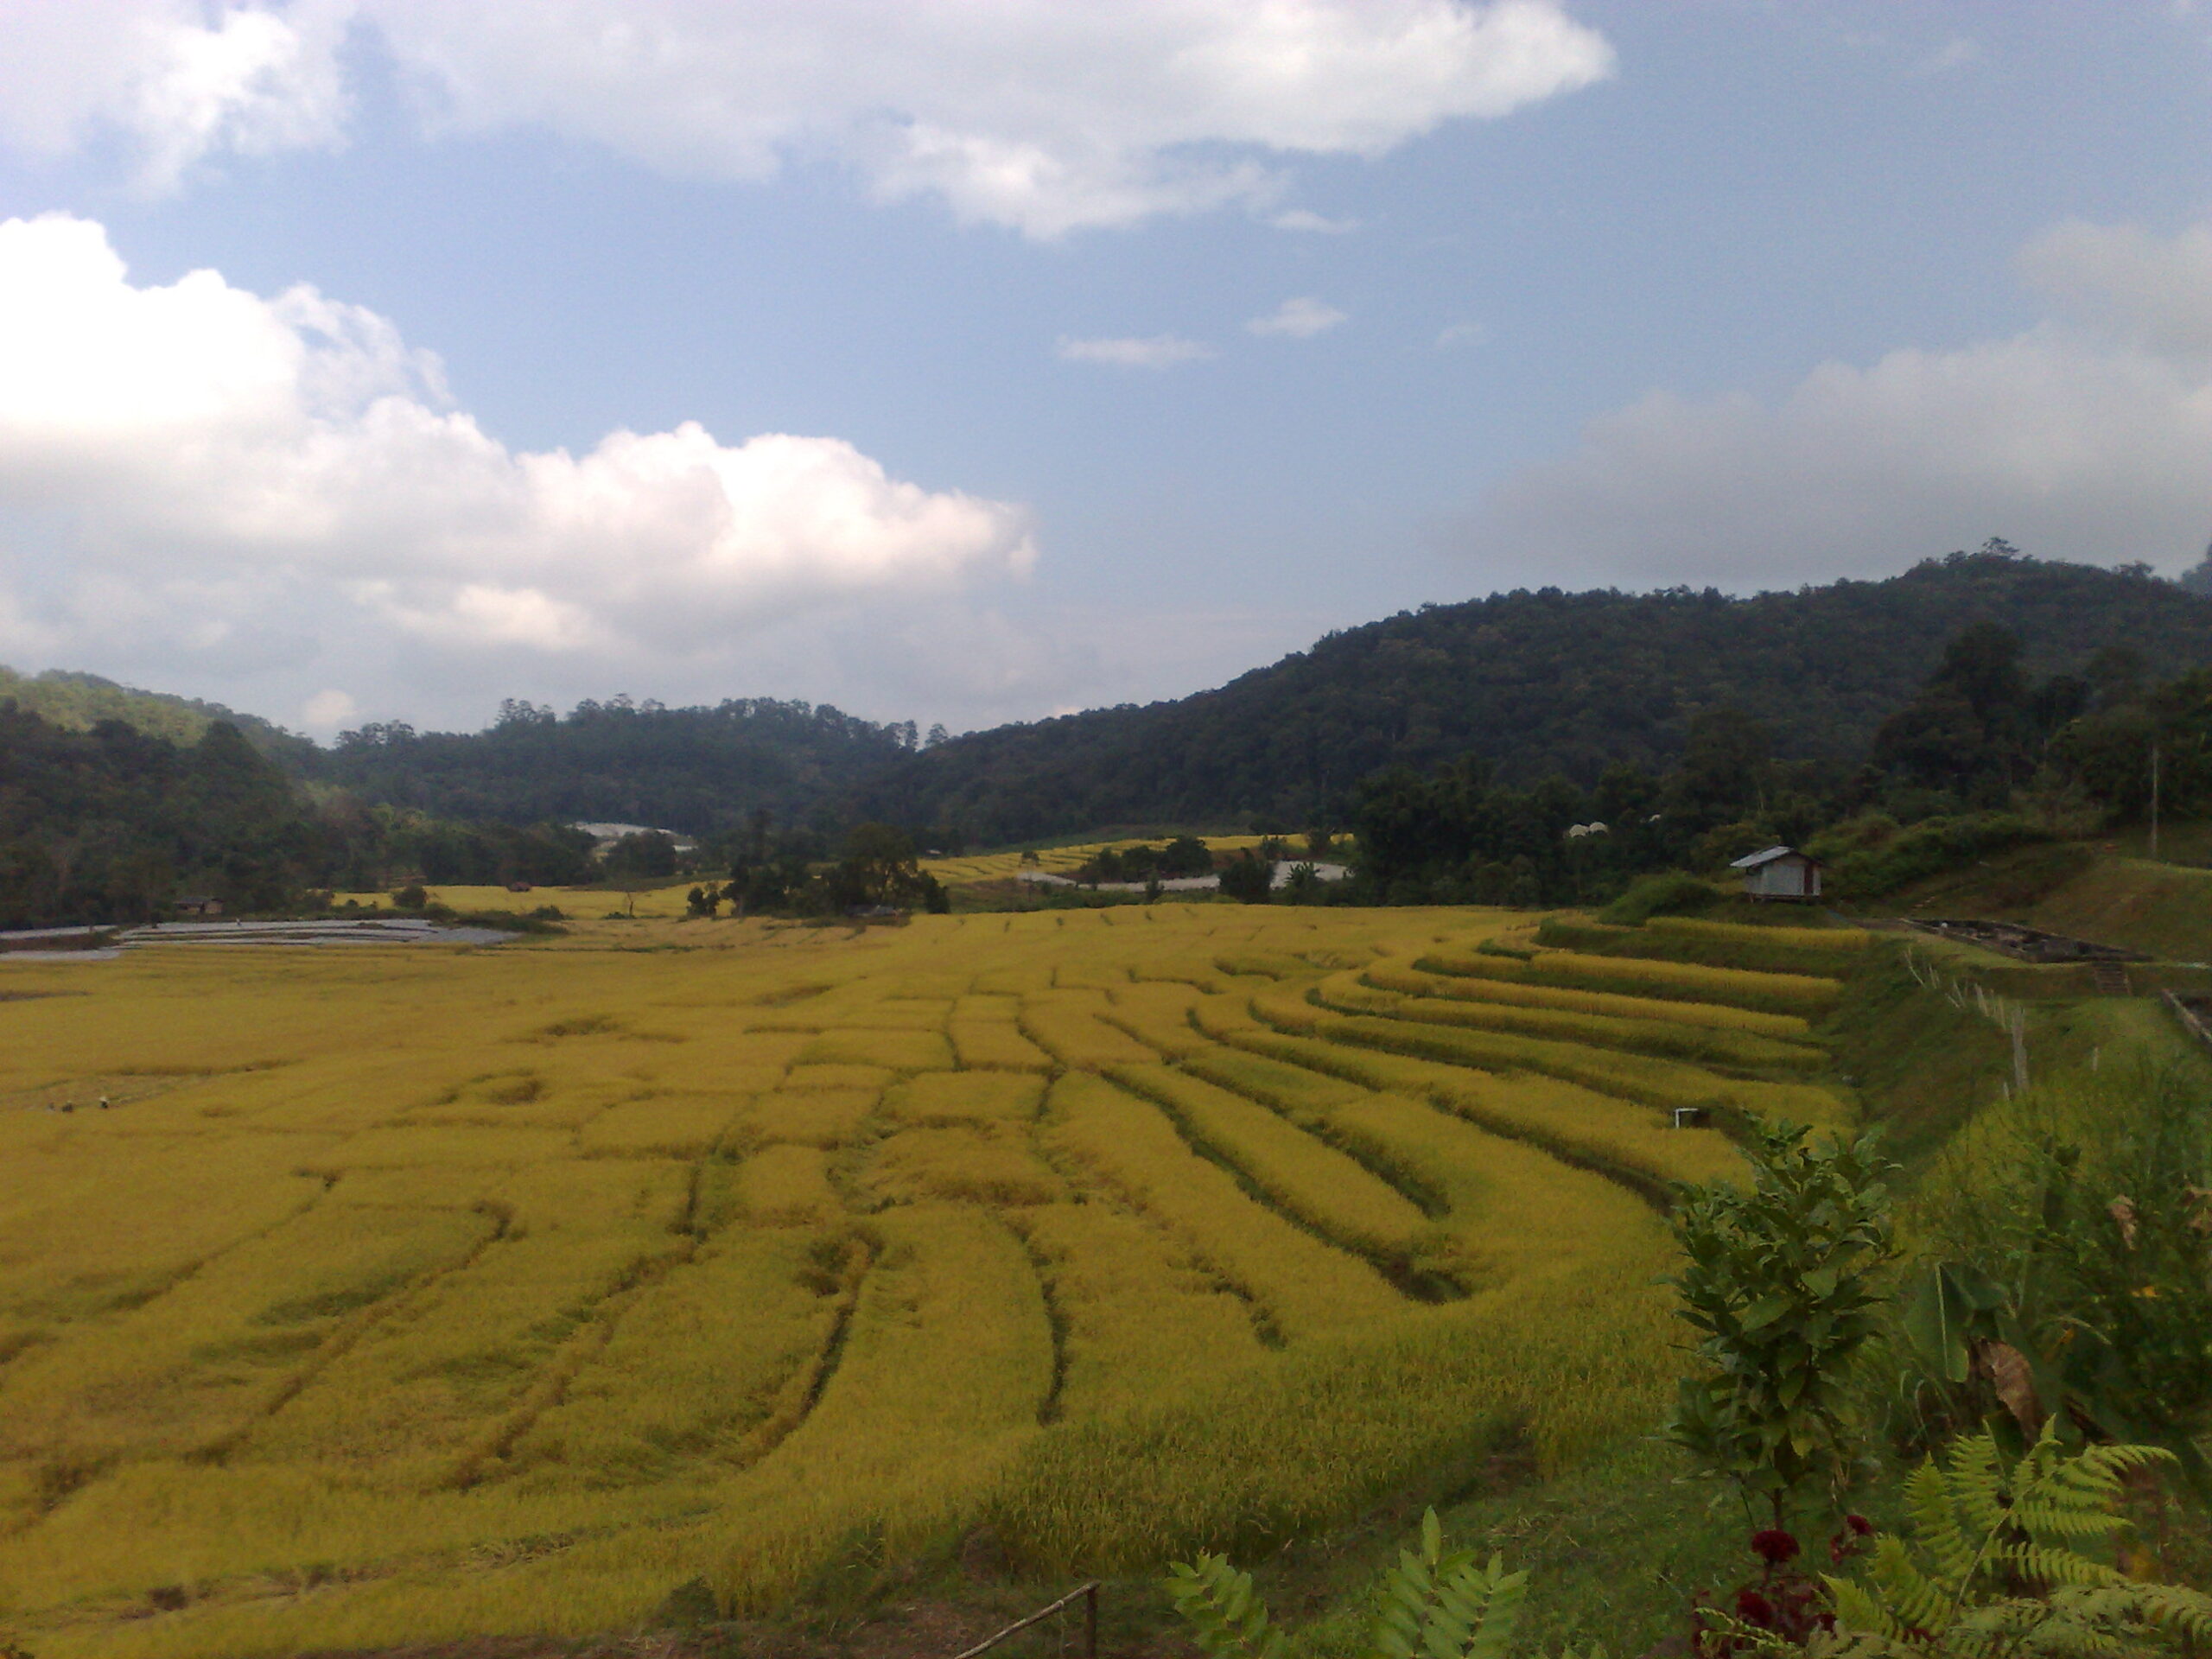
1824 813 2053 900
1600 873 1723 926
1665 1122 1896 1527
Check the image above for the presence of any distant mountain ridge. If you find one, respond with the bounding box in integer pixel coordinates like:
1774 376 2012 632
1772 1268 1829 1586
860 552 2212 843
0 664 312 764
14 553 2212 849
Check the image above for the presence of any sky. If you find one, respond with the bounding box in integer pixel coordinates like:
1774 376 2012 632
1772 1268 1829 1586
2 3 2211 741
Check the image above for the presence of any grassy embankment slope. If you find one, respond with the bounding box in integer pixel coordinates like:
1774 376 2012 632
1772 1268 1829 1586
1860 824 2212 965
0 899 1858 1658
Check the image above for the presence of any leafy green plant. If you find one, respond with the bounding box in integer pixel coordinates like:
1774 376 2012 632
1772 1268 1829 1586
1667 1122 1898 1528
1164 1551 1287 1659
1164 1509 1586 1659
1899 1067 2212 1503
1823 1421 2212 1659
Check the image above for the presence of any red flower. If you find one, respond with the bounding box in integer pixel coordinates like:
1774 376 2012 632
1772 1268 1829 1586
1845 1514 1874 1536
1735 1590 1777 1628
1751 1529 1801 1566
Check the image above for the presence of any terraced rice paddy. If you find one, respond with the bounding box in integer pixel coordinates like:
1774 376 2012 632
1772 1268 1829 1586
0 904 1854 1656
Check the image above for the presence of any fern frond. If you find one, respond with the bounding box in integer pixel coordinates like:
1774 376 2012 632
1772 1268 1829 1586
1989 1539 2126 1592
2067 1582 2212 1643
1164 1553 1283 1659
2005 1502 2128 1541
1858 1538 1949 1634
1952 1582 2212 1659
1942 1432 2010 1543
1376 1535 1527 1659
1827 1425 2188 1658
2065 1440 2172 1484
1825 1574 1897 1642
1903 1461 1978 1589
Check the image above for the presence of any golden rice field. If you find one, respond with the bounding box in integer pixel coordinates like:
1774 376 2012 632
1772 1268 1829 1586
0 903 1853 1656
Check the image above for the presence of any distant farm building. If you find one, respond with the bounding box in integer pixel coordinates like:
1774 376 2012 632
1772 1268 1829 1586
1730 846 1822 901
172 895 223 917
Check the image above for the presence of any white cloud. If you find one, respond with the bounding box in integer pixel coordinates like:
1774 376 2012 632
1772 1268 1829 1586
1248 296 1348 339
1056 334 1217 369
2017 219 2212 365
1272 208 1360 234
301 687 357 728
0 0 352 193
1436 321 1488 348
0 2 1614 233
0 213 1035 685
1463 219 2212 589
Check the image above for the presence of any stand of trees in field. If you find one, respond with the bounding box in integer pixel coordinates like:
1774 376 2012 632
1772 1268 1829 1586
686 819 950 918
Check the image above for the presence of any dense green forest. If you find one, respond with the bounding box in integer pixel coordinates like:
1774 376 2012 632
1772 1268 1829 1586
1338 620 2212 907
0 663 314 765
0 711 321 925
308 695 915 836
0 668 918 842
0 709 594 929
863 548 2212 844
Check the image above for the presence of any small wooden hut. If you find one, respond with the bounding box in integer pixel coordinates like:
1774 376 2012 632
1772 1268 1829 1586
1729 846 1822 901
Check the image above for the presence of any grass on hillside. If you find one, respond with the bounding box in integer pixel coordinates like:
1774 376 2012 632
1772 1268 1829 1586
1861 827 2212 962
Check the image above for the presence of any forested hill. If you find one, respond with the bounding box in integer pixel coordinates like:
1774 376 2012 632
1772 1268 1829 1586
0 664 313 766
16 551 2212 850
863 552 2212 844
308 696 916 836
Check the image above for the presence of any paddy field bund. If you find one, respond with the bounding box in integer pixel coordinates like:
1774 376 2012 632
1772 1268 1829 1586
0 904 1859 1656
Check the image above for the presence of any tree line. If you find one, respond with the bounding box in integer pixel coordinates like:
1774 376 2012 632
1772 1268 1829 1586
310 692 916 837
0 707 595 929
1331 617 2209 908
860 547 2212 846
